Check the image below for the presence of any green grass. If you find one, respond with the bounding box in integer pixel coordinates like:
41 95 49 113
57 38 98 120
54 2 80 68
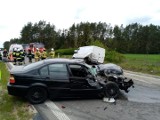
57 54 160 76
0 62 34 120
118 54 160 76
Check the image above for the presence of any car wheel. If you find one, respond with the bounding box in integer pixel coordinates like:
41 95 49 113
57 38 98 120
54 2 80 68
105 82 120 98
27 87 47 104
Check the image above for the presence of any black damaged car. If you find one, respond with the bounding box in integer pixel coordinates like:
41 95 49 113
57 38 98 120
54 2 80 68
8 59 122 104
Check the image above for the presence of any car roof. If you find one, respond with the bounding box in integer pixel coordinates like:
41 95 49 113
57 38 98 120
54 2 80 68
11 58 87 74
43 58 85 64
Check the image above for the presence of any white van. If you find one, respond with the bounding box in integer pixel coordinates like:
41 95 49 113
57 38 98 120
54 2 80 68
9 44 23 52
72 46 105 64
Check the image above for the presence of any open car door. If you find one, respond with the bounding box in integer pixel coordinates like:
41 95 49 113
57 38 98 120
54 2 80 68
68 64 102 97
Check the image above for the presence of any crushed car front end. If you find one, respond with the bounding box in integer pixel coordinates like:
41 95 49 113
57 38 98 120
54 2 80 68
97 63 134 93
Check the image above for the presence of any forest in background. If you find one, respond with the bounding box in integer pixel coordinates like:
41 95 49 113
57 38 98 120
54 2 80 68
3 21 160 54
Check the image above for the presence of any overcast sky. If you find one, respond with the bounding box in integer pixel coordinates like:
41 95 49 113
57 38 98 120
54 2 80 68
0 0 160 48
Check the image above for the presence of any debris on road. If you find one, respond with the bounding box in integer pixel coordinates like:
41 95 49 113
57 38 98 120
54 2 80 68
61 105 66 109
104 107 107 110
103 97 115 103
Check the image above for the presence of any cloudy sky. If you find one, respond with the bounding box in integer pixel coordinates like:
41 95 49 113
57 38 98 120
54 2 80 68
0 0 160 48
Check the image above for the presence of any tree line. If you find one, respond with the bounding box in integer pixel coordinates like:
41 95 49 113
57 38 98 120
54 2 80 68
3 21 160 54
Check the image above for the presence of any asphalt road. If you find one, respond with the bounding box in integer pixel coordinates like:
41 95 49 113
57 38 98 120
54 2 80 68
36 82 160 120
6 59 160 120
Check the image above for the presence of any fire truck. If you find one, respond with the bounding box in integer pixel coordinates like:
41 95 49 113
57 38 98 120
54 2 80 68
26 43 45 54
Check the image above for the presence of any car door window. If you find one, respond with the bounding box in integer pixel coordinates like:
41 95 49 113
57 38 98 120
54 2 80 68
39 66 49 76
28 70 39 75
69 64 88 77
49 64 68 79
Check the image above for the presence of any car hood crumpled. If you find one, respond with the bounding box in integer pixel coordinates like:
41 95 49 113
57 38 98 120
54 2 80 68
99 63 121 69
98 63 123 74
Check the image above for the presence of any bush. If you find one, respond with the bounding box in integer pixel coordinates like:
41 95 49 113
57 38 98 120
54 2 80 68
90 40 108 50
90 40 124 63
105 50 125 63
55 48 76 55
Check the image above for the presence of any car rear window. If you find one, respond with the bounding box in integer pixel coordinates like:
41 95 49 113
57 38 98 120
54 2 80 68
24 61 44 70
49 64 68 80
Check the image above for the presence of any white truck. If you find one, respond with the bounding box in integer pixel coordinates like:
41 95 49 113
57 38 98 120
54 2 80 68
72 46 105 64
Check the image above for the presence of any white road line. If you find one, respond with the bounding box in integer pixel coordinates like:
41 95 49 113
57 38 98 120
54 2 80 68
45 101 71 120
125 73 152 84
124 72 160 84
133 78 152 84
125 72 160 81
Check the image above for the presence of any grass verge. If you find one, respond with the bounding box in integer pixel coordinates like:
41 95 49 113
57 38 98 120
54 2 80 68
57 54 160 76
118 54 160 76
0 62 34 120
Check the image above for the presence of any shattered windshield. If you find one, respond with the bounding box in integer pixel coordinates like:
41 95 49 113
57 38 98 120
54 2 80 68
84 63 97 76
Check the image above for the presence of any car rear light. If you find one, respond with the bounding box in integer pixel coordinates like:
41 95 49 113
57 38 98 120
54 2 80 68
10 74 15 84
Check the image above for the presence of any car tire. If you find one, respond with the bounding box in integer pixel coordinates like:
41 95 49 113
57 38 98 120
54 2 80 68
27 87 47 104
105 82 120 98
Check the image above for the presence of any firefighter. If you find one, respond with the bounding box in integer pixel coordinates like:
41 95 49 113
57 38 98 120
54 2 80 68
16 48 22 65
27 48 33 63
34 48 41 62
8 51 13 61
41 48 47 60
49 48 55 58
20 49 25 64
12 48 17 65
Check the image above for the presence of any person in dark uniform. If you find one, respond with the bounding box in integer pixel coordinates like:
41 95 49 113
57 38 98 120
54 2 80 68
27 48 33 63
20 49 25 64
3 49 8 57
2 49 8 62
16 49 22 65
12 48 17 65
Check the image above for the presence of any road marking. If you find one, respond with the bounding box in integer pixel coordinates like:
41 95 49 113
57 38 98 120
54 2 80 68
125 72 160 81
124 73 152 84
133 78 151 84
45 101 71 120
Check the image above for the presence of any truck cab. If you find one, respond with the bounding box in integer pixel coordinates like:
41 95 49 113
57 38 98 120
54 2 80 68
72 46 105 64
